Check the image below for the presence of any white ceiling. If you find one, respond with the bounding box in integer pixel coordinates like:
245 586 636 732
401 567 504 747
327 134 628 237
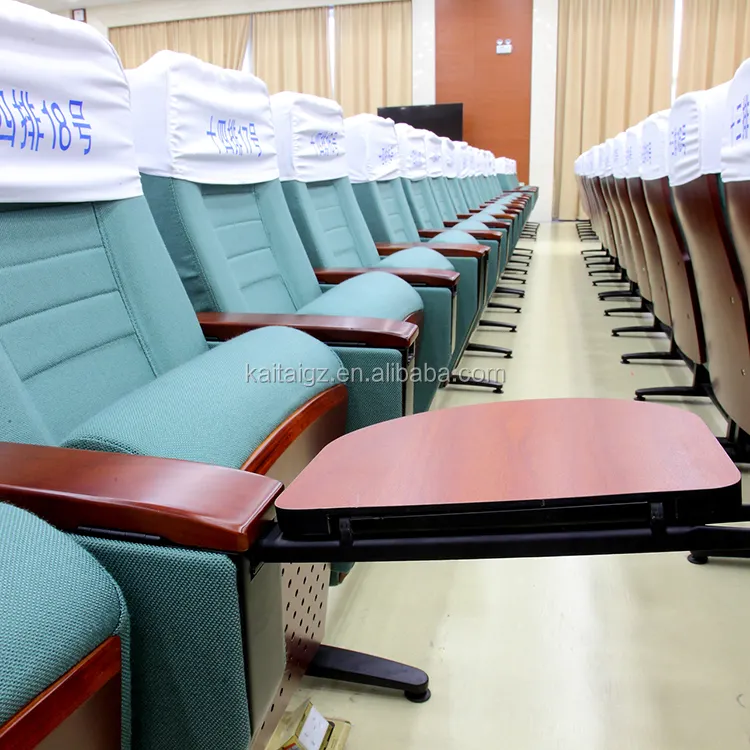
23 0 162 11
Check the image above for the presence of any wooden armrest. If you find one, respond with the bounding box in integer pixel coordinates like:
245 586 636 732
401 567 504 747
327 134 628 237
315 266 459 290
197 312 418 349
0 443 283 552
383 239 489 258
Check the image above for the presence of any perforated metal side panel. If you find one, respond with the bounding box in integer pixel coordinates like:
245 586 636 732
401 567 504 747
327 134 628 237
250 562 329 750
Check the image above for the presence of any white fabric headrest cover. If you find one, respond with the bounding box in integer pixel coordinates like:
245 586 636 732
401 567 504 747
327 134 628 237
0 2 142 203
639 111 670 180
128 51 278 186
601 139 615 176
624 123 644 179
425 131 443 177
395 123 427 180
344 114 399 183
612 132 628 178
441 137 458 178
668 82 730 187
495 157 509 175
455 141 471 178
722 58 750 183
271 91 347 183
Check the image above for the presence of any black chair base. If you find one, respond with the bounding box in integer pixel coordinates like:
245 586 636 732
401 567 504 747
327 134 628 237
621 348 680 365
466 342 512 358
503 276 526 284
307 645 431 703
633 363 710 402
604 299 649 316
495 286 525 298
448 373 504 393
488 302 522 313
479 319 517 333
612 321 662 337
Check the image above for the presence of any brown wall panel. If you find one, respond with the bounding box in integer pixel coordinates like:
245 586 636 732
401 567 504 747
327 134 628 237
436 0 533 182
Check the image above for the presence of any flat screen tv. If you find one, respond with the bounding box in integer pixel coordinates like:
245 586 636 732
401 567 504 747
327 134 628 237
377 103 463 140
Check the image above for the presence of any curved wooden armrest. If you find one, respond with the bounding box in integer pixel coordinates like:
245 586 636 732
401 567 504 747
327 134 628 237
0 443 284 552
387 238 489 258
197 312 418 349
315 266 459 290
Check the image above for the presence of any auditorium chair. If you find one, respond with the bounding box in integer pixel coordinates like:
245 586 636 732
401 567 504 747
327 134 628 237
265 94 502 400
129 54 425 423
610 129 664 342
597 138 642 305
0 10 416 748
393 125 525 303
341 114 517 370
668 80 750 461
630 110 710 400
0 504 129 749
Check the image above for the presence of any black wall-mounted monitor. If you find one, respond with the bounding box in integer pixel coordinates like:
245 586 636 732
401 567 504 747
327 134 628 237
377 103 463 141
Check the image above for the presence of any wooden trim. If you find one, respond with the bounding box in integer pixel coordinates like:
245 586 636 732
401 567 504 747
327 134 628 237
0 443 284 552
314 266 459 290
197 312 418 350
242 385 347 475
0 637 121 750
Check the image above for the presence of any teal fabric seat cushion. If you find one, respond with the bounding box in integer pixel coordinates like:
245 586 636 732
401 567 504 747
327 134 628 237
378 245 454 271
0 504 130 746
64 326 343 469
300 271 422 320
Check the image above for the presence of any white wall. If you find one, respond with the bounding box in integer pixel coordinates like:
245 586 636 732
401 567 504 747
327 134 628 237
528 0 559 222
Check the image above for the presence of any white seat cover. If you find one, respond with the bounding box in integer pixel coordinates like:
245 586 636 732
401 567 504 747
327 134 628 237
668 82 731 187
270 91 347 183
424 131 443 177
721 58 750 184
455 141 471 179
602 139 615 177
612 132 628 179
344 113 399 183
395 123 428 180
128 51 279 186
638 111 670 181
441 137 458 178
0 1 142 203
624 123 646 179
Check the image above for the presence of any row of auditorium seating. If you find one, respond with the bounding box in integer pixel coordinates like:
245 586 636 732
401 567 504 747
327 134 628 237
0 3 538 749
574 57 750 464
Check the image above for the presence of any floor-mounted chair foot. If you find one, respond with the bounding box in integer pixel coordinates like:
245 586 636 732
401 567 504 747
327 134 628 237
447 373 504 393
466 342 512 358
307 645 430 703
479 320 517 332
488 302 522 313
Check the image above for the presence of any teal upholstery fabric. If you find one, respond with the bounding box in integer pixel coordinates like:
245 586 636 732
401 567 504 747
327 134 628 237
79 537 247 750
141 176 323 314
445 178 471 214
377 245 454 271
430 177 460 223
0 199 208 446
64 326 344 468
354 180 416 244
279 178 460 412
0 504 131 748
332 347 404 431
281 179 382 268
400 178 444 231
300 271 421 320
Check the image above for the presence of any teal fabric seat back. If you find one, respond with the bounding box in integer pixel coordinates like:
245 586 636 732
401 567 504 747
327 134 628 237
280 178 383 268
430 177 459 224
141 176 325 315
446 178 471 214
462 177 482 208
0 198 208 446
351 180 422 244
401 178 444 230
0 503 131 748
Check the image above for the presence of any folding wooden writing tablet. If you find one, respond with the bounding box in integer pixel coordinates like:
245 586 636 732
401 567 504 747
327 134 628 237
267 400 743 555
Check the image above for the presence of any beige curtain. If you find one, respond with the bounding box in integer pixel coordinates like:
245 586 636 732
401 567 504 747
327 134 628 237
678 0 750 96
335 1 412 117
109 15 250 69
553 0 674 220
252 8 332 97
